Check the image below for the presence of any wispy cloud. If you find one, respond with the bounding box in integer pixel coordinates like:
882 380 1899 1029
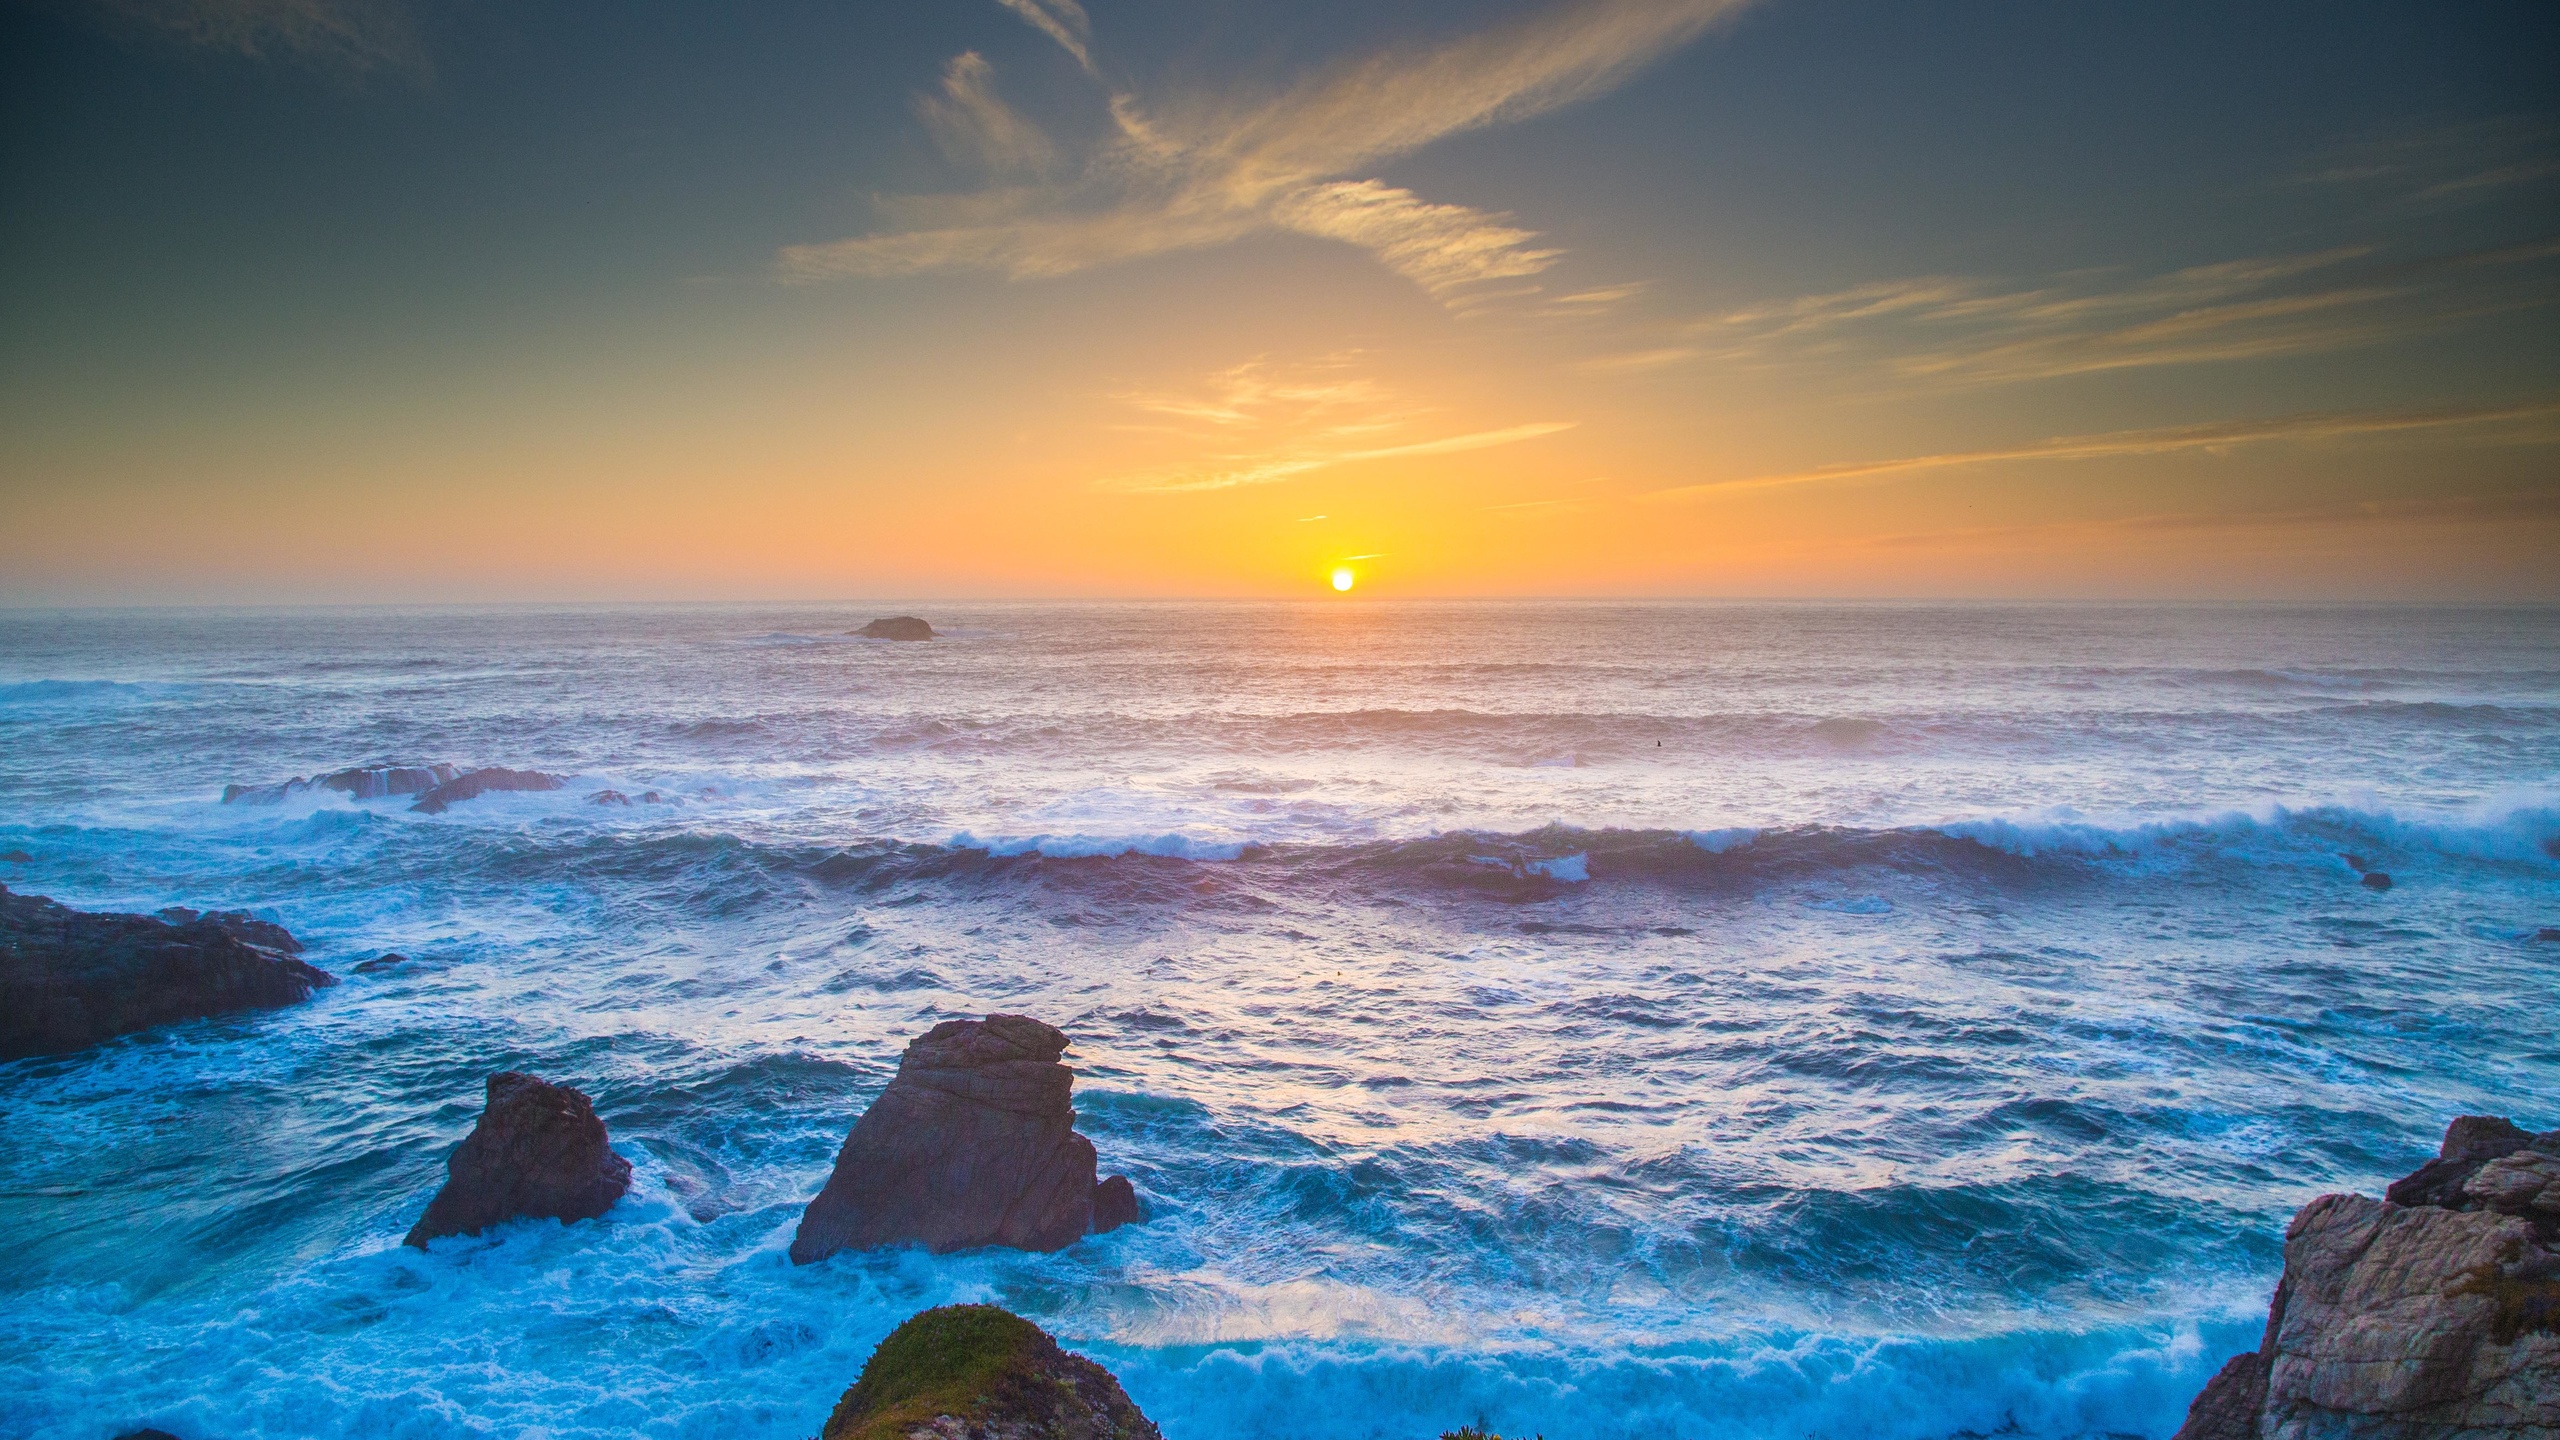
86 0 423 72
1097 357 1575 492
920 53 1057 175
1651 240 2559 384
780 0 1753 306
1647 400 2560 500
993 0 1094 74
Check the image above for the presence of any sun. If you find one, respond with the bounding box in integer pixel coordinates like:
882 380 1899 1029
1330 566 1356 592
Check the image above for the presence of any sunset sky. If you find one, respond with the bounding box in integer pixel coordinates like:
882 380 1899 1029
3 0 2554 601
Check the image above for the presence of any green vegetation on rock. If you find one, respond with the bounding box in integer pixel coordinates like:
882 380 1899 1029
821 1303 1161 1440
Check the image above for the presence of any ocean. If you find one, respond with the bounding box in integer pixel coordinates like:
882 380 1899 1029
2 601 2555 1440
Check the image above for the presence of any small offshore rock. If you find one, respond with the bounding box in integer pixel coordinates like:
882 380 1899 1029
790 1014 1138 1262
818 1304 1160 1440
405 1072 632 1246
1095 1173 1142 1232
589 790 631 806
410 767 566 815
2359 871 2393 891
351 952 409 975
0 850 33 863
1 885 332 1060
114 1430 184 1440
319 763 457 801
2537 927 2560 943
853 616 935 641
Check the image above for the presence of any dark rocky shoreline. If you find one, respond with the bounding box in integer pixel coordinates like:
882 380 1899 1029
0 885 332 1060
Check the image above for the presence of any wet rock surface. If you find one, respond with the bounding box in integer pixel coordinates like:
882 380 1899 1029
790 1015 1138 1262
405 1072 632 1246
2174 1115 2560 1439
222 762 458 804
819 1304 1161 1440
410 767 567 814
0 885 332 1060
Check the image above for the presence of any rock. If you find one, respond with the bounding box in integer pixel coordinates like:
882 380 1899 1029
2174 1349 2272 1440
818 1304 1160 1440
789 1015 1138 1262
1094 1173 1142 1232
0 850 32 863
404 1072 632 1246
319 763 458 800
221 776 311 804
114 1430 184 1440
2178 1114 2560 1438
2361 871 2394 891
2537 928 2560 943
222 763 457 804
589 790 631 806
2465 1151 2560 1236
410 768 566 815
2260 1194 2558 1436
0 885 332 1060
351 952 409 974
2386 1115 2538 1210
853 616 935 641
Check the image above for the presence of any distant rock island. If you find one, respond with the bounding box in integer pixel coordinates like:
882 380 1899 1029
852 616 935 641
791 1014 1139 1262
0 885 331 1059
219 762 567 813
2172 1112 2558 1438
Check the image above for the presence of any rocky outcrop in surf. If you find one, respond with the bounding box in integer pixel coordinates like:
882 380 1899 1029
0 885 332 1060
409 768 566 814
219 762 568 813
2172 1114 2560 1439
405 1072 632 1246
818 1304 1161 1440
223 763 458 804
789 1014 1138 1262
852 616 935 641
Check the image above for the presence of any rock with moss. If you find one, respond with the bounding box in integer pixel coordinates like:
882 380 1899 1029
820 1304 1159 1440
2171 1114 2560 1439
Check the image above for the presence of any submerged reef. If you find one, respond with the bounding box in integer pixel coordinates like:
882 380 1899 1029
792 1014 1139 1262
2173 1114 2560 1439
406 1072 633 1246
820 1304 1160 1440
0 885 331 1059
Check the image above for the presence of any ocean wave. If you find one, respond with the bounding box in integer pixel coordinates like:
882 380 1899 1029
0 679 171 705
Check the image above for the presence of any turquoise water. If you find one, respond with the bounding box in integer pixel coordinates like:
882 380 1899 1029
2 602 2555 1438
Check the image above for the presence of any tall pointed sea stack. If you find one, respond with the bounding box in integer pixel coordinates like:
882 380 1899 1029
790 1014 1138 1262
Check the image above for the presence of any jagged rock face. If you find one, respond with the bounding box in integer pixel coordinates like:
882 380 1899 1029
2262 1194 2558 1437
790 1015 1138 1263
819 1304 1161 1440
405 1072 632 1246
410 767 567 814
0 885 332 1060
2173 1115 2560 1440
